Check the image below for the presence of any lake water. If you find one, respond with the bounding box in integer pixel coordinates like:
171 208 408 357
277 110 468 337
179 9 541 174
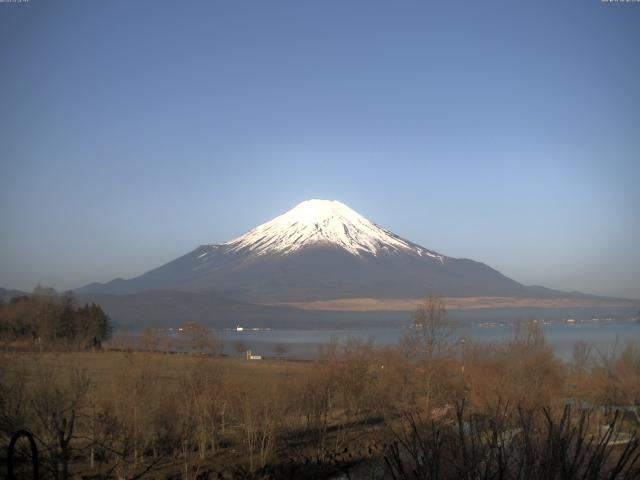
214 320 640 361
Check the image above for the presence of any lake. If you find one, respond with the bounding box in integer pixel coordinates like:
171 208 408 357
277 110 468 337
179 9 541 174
214 320 640 361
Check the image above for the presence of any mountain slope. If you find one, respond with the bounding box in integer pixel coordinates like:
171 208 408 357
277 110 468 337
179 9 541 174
77 199 578 302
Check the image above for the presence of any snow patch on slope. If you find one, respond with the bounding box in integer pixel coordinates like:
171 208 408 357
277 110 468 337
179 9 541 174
222 199 445 261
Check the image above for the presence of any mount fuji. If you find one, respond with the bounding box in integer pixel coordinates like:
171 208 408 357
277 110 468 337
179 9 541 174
78 199 570 303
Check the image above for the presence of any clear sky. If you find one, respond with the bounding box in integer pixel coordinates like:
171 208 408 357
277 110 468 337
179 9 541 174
1 1 639 299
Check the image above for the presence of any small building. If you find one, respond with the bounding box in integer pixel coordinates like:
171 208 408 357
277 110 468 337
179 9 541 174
246 350 262 360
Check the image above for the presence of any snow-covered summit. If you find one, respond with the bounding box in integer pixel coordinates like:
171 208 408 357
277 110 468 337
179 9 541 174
224 199 444 261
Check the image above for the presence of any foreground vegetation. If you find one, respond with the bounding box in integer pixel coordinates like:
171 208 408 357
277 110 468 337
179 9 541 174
1 296 639 479
0 287 112 351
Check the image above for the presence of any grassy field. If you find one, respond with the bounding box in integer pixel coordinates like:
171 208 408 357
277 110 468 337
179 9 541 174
9 350 312 385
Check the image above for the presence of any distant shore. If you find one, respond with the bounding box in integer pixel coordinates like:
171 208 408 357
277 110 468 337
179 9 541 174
270 295 639 312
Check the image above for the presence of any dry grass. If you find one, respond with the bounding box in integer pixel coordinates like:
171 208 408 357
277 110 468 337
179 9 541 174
268 295 637 311
7 350 312 386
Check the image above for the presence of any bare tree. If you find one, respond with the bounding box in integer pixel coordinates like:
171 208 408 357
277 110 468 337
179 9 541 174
572 340 593 373
401 295 454 409
110 326 136 351
402 295 453 358
297 350 338 461
159 334 173 354
138 327 160 351
29 363 92 480
274 343 290 359
231 376 285 471
234 340 248 357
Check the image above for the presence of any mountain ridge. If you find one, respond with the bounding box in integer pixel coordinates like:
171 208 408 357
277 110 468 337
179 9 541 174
76 199 612 303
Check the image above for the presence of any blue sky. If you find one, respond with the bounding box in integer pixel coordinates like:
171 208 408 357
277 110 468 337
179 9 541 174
1 0 639 298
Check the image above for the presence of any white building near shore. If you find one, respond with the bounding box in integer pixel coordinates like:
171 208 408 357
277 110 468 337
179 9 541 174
246 350 262 360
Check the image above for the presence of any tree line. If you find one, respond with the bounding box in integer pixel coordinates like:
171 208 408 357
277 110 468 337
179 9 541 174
0 286 112 350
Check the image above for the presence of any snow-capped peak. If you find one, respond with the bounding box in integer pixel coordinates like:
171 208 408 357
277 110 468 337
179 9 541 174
223 199 444 261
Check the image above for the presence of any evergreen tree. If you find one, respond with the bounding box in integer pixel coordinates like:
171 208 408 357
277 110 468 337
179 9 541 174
57 294 77 341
